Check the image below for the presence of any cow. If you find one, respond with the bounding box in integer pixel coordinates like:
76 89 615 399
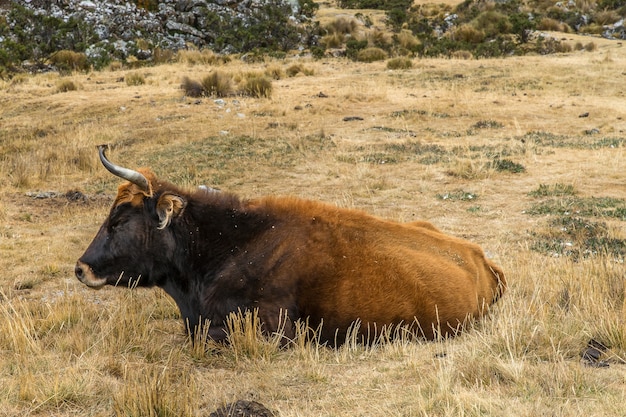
75 145 506 345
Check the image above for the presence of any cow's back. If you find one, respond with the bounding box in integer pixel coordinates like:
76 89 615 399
253 197 506 342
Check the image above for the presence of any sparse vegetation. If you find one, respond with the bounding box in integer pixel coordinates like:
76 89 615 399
125 72 145 86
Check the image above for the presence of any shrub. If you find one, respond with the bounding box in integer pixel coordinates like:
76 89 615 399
49 50 89 74
241 75 272 98
181 76 204 97
386 57 413 70
125 72 145 86
356 47 388 62
346 39 368 60
201 71 233 97
311 46 326 60
472 11 513 38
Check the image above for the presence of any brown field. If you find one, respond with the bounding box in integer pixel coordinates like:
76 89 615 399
1 30 626 416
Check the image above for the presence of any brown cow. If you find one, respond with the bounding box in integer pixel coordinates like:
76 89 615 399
75 145 506 345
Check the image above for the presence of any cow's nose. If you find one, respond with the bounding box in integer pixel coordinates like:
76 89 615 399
75 262 85 280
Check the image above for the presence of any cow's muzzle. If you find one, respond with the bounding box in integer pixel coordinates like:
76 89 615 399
75 261 107 289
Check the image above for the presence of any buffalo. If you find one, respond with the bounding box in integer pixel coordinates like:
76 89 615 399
75 145 506 345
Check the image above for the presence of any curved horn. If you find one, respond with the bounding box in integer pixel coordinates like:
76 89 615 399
97 144 150 192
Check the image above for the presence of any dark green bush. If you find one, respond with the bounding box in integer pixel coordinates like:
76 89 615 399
345 39 368 60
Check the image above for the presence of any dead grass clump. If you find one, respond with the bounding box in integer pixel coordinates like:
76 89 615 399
265 64 284 80
446 159 493 180
49 50 89 74
9 73 29 86
113 366 197 416
593 10 621 25
396 29 420 50
386 57 413 70
451 50 473 59
367 29 391 48
56 79 78 93
181 76 204 97
202 70 234 97
107 61 124 71
285 63 314 77
580 23 604 34
325 17 358 34
451 24 485 43
125 72 145 86
356 47 388 63
537 17 571 32
224 309 283 362
153 47 175 65
584 41 597 52
240 74 272 98
176 48 222 65
320 32 345 49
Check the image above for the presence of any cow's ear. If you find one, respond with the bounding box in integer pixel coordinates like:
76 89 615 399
156 193 186 229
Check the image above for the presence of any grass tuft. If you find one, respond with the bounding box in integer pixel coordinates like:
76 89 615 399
201 70 233 97
125 72 145 86
240 74 272 98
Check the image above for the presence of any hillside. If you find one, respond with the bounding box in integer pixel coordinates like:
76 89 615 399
1 0 625 74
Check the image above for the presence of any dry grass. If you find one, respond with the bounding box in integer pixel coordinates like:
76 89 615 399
1 27 625 417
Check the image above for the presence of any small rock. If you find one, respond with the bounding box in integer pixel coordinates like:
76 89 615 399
209 400 275 417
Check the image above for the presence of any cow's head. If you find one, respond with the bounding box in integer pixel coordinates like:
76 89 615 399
75 145 187 289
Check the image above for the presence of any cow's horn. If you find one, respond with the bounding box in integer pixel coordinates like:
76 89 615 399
97 144 150 192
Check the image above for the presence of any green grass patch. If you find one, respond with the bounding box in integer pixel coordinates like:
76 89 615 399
526 188 626 259
528 183 578 197
138 134 335 185
436 189 478 202
488 158 526 173
520 131 626 149
526 196 626 219
530 216 626 260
